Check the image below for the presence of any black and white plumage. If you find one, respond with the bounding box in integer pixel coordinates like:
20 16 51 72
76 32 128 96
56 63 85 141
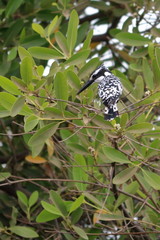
77 63 123 121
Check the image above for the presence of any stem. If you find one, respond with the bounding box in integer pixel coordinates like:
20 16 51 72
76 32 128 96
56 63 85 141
47 38 64 56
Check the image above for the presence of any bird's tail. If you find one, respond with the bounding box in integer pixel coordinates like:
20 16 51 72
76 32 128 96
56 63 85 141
104 104 119 121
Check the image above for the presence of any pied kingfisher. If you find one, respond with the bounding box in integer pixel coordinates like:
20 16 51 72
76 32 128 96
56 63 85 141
77 63 123 121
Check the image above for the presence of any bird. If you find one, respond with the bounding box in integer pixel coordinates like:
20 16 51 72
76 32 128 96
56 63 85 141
77 63 123 121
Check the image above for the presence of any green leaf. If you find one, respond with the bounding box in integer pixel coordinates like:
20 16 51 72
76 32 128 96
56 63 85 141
67 10 79 54
103 147 130 163
0 76 21 95
115 32 151 46
10 96 25 117
130 47 148 58
69 195 84 214
20 56 33 84
50 190 68 217
55 31 69 57
11 76 27 92
41 201 62 216
143 170 160 190
5 0 23 17
29 191 39 208
78 58 100 79
30 143 44 158
68 143 88 155
32 23 45 38
132 75 144 100
62 231 75 240
84 192 107 209
28 47 64 60
72 154 88 191
82 29 93 50
28 122 59 147
36 209 60 223
47 15 59 37
72 225 88 240
126 123 153 134
113 167 138 184
67 71 81 90
64 50 90 66
120 113 128 128
142 58 154 90
0 172 11 182
18 46 33 61
76 22 89 46
20 104 33 116
0 107 10 118
96 214 127 221
155 47 160 70
9 226 38 238
70 208 83 225
90 114 113 129
5 19 23 46
24 115 39 132
152 58 160 87
54 72 69 111
114 181 139 210
0 92 17 110
16 191 28 207
7 47 17 61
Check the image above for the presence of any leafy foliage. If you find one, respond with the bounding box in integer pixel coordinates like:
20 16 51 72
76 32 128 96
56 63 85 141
0 0 160 240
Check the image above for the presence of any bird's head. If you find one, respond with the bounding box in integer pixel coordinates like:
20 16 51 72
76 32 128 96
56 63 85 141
77 63 112 95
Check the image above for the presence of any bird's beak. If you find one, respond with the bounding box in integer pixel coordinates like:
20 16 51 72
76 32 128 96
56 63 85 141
77 78 94 95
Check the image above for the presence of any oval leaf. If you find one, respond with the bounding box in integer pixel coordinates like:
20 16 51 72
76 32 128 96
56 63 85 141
25 155 47 164
5 0 23 17
20 56 33 84
9 226 38 238
28 122 59 147
54 72 69 111
10 96 25 117
29 191 39 208
115 32 151 46
36 209 60 223
67 10 79 53
72 225 88 240
55 31 69 57
126 123 153 134
64 50 90 66
0 172 11 182
142 58 154 90
113 167 138 184
50 190 68 217
0 76 21 95
103 147 130 163
28 47 64 60
32 23 45 37
24 115 39 132
69 195 84 214
0 92 17 110
41 201 62 216
143 170 160 190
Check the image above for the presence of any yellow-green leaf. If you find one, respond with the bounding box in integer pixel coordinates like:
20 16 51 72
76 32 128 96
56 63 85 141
67 10 79 53
20 56 33 84
54 72 68 111
28 47 64 60
0 76 21 95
